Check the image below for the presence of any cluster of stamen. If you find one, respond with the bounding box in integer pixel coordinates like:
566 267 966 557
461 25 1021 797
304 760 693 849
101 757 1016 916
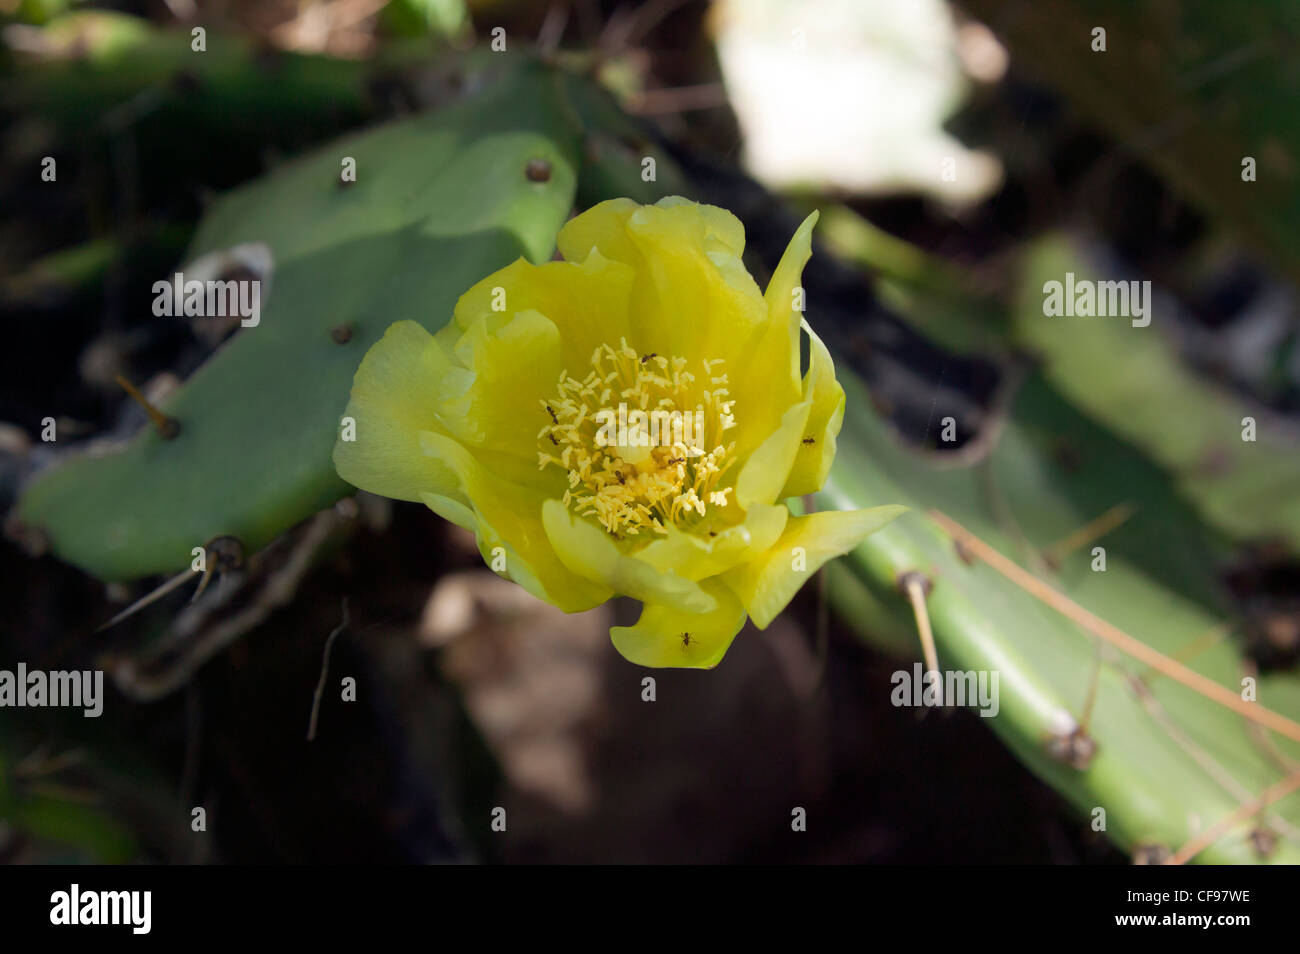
537 338 738 538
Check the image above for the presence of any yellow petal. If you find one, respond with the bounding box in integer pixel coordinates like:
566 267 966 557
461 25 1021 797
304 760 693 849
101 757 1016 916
725 210 819 458
444 251 636 371
610 579 747 669
557 194 747 268
623 200 767 363
419 431 611 613
722 505 906 628
656 195 746 258
556 197 640 266
764 210 819 319
636 503 788 581
439 309 564 470
734 397 812 509
333 320 464 504
779 320 845 498
560 197 767 365
541 499 717 614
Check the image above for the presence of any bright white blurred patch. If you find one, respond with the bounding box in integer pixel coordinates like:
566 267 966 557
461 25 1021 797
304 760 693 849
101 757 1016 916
711 0 1004 204
955 19 1010 84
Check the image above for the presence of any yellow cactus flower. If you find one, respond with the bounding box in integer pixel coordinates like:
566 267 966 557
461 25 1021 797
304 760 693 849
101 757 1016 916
333 197 903 668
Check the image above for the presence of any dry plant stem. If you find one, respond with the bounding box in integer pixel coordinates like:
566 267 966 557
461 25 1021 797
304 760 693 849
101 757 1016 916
1169 768 1300 865
1247 718 1300 774
1043 502 1135 564
308 598 349 742
1139 624 1228 685
928 510 1300 746
113 509 339 701
977 459 1049 575
904 575 941 686
1128 673 1300 843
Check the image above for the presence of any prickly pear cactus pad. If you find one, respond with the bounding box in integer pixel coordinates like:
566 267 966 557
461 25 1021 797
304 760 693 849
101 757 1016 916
16 59 581 581
823 367 1300 864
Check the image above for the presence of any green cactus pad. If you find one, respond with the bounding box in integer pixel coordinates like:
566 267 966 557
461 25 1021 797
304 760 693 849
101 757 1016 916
826 369 1300 863
17 59 581 581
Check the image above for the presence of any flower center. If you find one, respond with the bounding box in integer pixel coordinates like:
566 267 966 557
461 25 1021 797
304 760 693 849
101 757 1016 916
537 338 738 538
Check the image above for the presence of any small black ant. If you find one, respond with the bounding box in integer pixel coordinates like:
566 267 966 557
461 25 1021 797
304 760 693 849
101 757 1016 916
548 434 559 446
640 353 658 364
615 471 626 484
680 632 693 647
545 405 559 423
802 436 816 445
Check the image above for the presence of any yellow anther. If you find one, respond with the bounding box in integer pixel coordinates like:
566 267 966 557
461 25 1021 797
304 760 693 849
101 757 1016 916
538 344 739 537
